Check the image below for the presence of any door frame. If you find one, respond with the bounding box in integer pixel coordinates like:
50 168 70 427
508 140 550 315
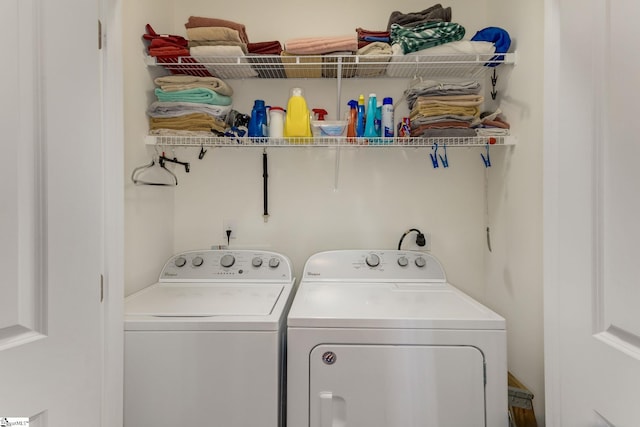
101 0 124 425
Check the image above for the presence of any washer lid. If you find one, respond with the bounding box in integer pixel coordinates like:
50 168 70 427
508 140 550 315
125 282 285 317
287 282 505 330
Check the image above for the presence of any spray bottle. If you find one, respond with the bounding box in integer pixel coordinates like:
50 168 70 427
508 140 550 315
347 100 358 141
356 94 366 137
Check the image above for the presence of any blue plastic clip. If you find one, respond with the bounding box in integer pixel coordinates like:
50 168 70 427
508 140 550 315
481 144 491 167
430 144 439 168
439 144 449 168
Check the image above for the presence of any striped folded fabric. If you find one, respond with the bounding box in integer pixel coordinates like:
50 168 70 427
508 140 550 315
390 22 465 54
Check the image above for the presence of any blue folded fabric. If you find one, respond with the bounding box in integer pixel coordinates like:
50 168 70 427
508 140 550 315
154 87 232 106
470 27 511 66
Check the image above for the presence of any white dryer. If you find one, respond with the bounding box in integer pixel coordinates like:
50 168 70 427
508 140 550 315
124 250 295 427
287 250 507 427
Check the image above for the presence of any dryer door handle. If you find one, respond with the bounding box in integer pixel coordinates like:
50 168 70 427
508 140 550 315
319 392 333 427
319 391 346 427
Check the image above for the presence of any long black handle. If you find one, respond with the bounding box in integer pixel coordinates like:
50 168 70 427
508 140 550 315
263 151 269 220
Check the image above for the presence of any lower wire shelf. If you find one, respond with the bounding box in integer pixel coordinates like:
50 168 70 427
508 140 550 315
145 135 515 148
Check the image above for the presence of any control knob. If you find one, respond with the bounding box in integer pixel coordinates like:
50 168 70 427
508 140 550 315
366 254 380 268
415 256 427 268
252 257 263 267
397 256 409 267
174 257 187 268
220 254 235 268
268 257 280 268
192 256 204 267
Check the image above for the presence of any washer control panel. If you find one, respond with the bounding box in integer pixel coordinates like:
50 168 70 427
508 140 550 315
303 250 446 282
160 250 292 282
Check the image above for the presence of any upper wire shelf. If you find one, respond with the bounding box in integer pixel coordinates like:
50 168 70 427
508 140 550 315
146 135 515 148
146 52 516 80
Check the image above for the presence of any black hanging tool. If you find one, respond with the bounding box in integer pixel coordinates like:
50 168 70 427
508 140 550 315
160 153 190 173
263 149 269 222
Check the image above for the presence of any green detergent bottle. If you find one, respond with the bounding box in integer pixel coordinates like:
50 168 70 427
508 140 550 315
284 87 312 142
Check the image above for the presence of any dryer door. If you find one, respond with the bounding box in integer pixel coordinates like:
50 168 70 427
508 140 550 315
309 344 486 427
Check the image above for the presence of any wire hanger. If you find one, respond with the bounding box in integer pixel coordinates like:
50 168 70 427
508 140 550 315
131 155 178 186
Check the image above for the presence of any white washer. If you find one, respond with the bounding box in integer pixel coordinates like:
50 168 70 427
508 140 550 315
287 250 507 427
124 250 295 427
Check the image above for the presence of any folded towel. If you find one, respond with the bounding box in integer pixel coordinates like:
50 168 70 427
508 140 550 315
187 40 248 54
149 113 227 132
355 42 392 77
184 16 249 43
190 45 258 78
390 22 465 54
405 80 481 109
154 75 233 96
387 4 452 30
248 41 283 55
411 103 480 118
416 128 477 138
414 94 484 107
143 24 188 48
155 87 233 106
186 27 242 43
284 35 358 55
147 101 231 119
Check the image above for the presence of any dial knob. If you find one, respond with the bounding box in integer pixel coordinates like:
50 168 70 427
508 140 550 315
415 256 427 268
174 257 187 268
366 254 380 267
220 254 235 268
397 256 409 267
252 257 263 267
268 257 280 268
192 256 204 267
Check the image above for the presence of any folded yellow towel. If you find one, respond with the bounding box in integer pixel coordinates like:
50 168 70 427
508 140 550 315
153 75 233 96
186 27 242 43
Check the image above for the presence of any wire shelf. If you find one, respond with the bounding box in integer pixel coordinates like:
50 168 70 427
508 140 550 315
146 52 516 80
146 135 515 148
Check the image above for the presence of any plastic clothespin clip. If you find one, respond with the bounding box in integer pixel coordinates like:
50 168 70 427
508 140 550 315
491 69 498 100
430 144 439 168
439 144 449 168
481 144 492 167
198 144 207 160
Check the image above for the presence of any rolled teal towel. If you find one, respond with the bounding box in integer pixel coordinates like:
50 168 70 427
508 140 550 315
154 87 232 106
390 22 465 54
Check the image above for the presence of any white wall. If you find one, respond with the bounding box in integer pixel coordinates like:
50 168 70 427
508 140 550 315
123 0 544 423
485 0 545 425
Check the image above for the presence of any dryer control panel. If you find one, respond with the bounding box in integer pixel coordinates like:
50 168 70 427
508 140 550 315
159 250 292 282
302 250 446 282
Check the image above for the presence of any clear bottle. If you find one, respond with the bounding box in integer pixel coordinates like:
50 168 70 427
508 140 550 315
382 97 394 138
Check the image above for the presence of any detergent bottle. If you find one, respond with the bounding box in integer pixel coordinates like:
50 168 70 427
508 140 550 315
346 100 358 141
248 99 268 139
284 87 312 140
363 93 378 138
356 94 366 137
268 106 285 139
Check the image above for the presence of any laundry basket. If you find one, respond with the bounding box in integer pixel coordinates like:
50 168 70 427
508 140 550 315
508 372 538 427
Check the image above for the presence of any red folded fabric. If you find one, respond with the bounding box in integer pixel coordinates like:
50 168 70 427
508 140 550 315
184 16 249 43
148 46 190 57
248 41 283 55
143 24 188 48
